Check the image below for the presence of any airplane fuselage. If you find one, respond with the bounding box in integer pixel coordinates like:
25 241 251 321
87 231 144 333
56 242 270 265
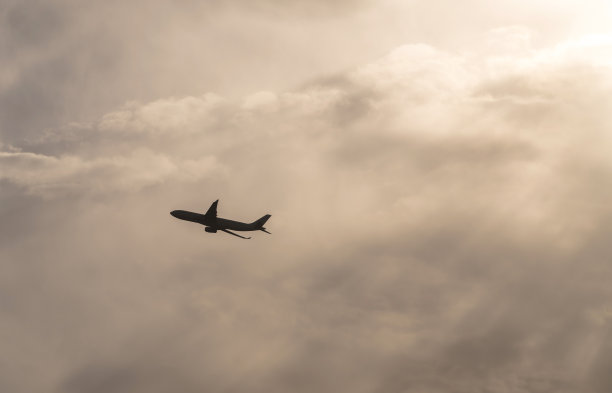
170 210 259 231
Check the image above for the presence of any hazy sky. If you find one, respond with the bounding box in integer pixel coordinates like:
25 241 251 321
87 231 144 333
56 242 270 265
2 1 612 392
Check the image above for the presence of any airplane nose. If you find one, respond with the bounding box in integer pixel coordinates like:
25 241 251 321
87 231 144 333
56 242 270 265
170 210 178 218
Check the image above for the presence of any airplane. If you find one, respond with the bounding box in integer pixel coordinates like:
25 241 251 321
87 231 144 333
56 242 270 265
170 200 271 239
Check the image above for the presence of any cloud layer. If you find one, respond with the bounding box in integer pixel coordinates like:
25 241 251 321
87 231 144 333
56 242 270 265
2 26 612 393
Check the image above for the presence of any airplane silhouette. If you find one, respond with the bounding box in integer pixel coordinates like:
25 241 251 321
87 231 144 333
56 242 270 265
171 200 271 239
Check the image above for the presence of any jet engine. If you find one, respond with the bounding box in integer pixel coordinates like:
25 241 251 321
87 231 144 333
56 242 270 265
205 227 217 233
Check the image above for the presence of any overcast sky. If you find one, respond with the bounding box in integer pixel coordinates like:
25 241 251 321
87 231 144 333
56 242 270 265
2 1 612 392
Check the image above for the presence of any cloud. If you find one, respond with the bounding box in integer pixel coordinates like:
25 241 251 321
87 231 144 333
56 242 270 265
0 0 372 145
2 30 612 393
0 149 219 197
98 94 227 135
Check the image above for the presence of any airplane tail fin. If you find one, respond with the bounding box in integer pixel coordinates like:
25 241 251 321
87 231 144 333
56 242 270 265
252 214 271 229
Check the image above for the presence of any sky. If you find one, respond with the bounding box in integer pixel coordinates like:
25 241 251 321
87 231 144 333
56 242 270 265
2 1 612 392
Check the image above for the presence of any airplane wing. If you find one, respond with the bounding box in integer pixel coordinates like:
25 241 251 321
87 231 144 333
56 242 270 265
220 229 251 239
204 199 218 218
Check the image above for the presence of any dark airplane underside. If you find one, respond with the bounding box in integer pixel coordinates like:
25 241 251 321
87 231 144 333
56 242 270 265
171 200 271 239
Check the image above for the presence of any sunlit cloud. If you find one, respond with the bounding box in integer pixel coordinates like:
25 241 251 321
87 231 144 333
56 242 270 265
2 5 612 391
